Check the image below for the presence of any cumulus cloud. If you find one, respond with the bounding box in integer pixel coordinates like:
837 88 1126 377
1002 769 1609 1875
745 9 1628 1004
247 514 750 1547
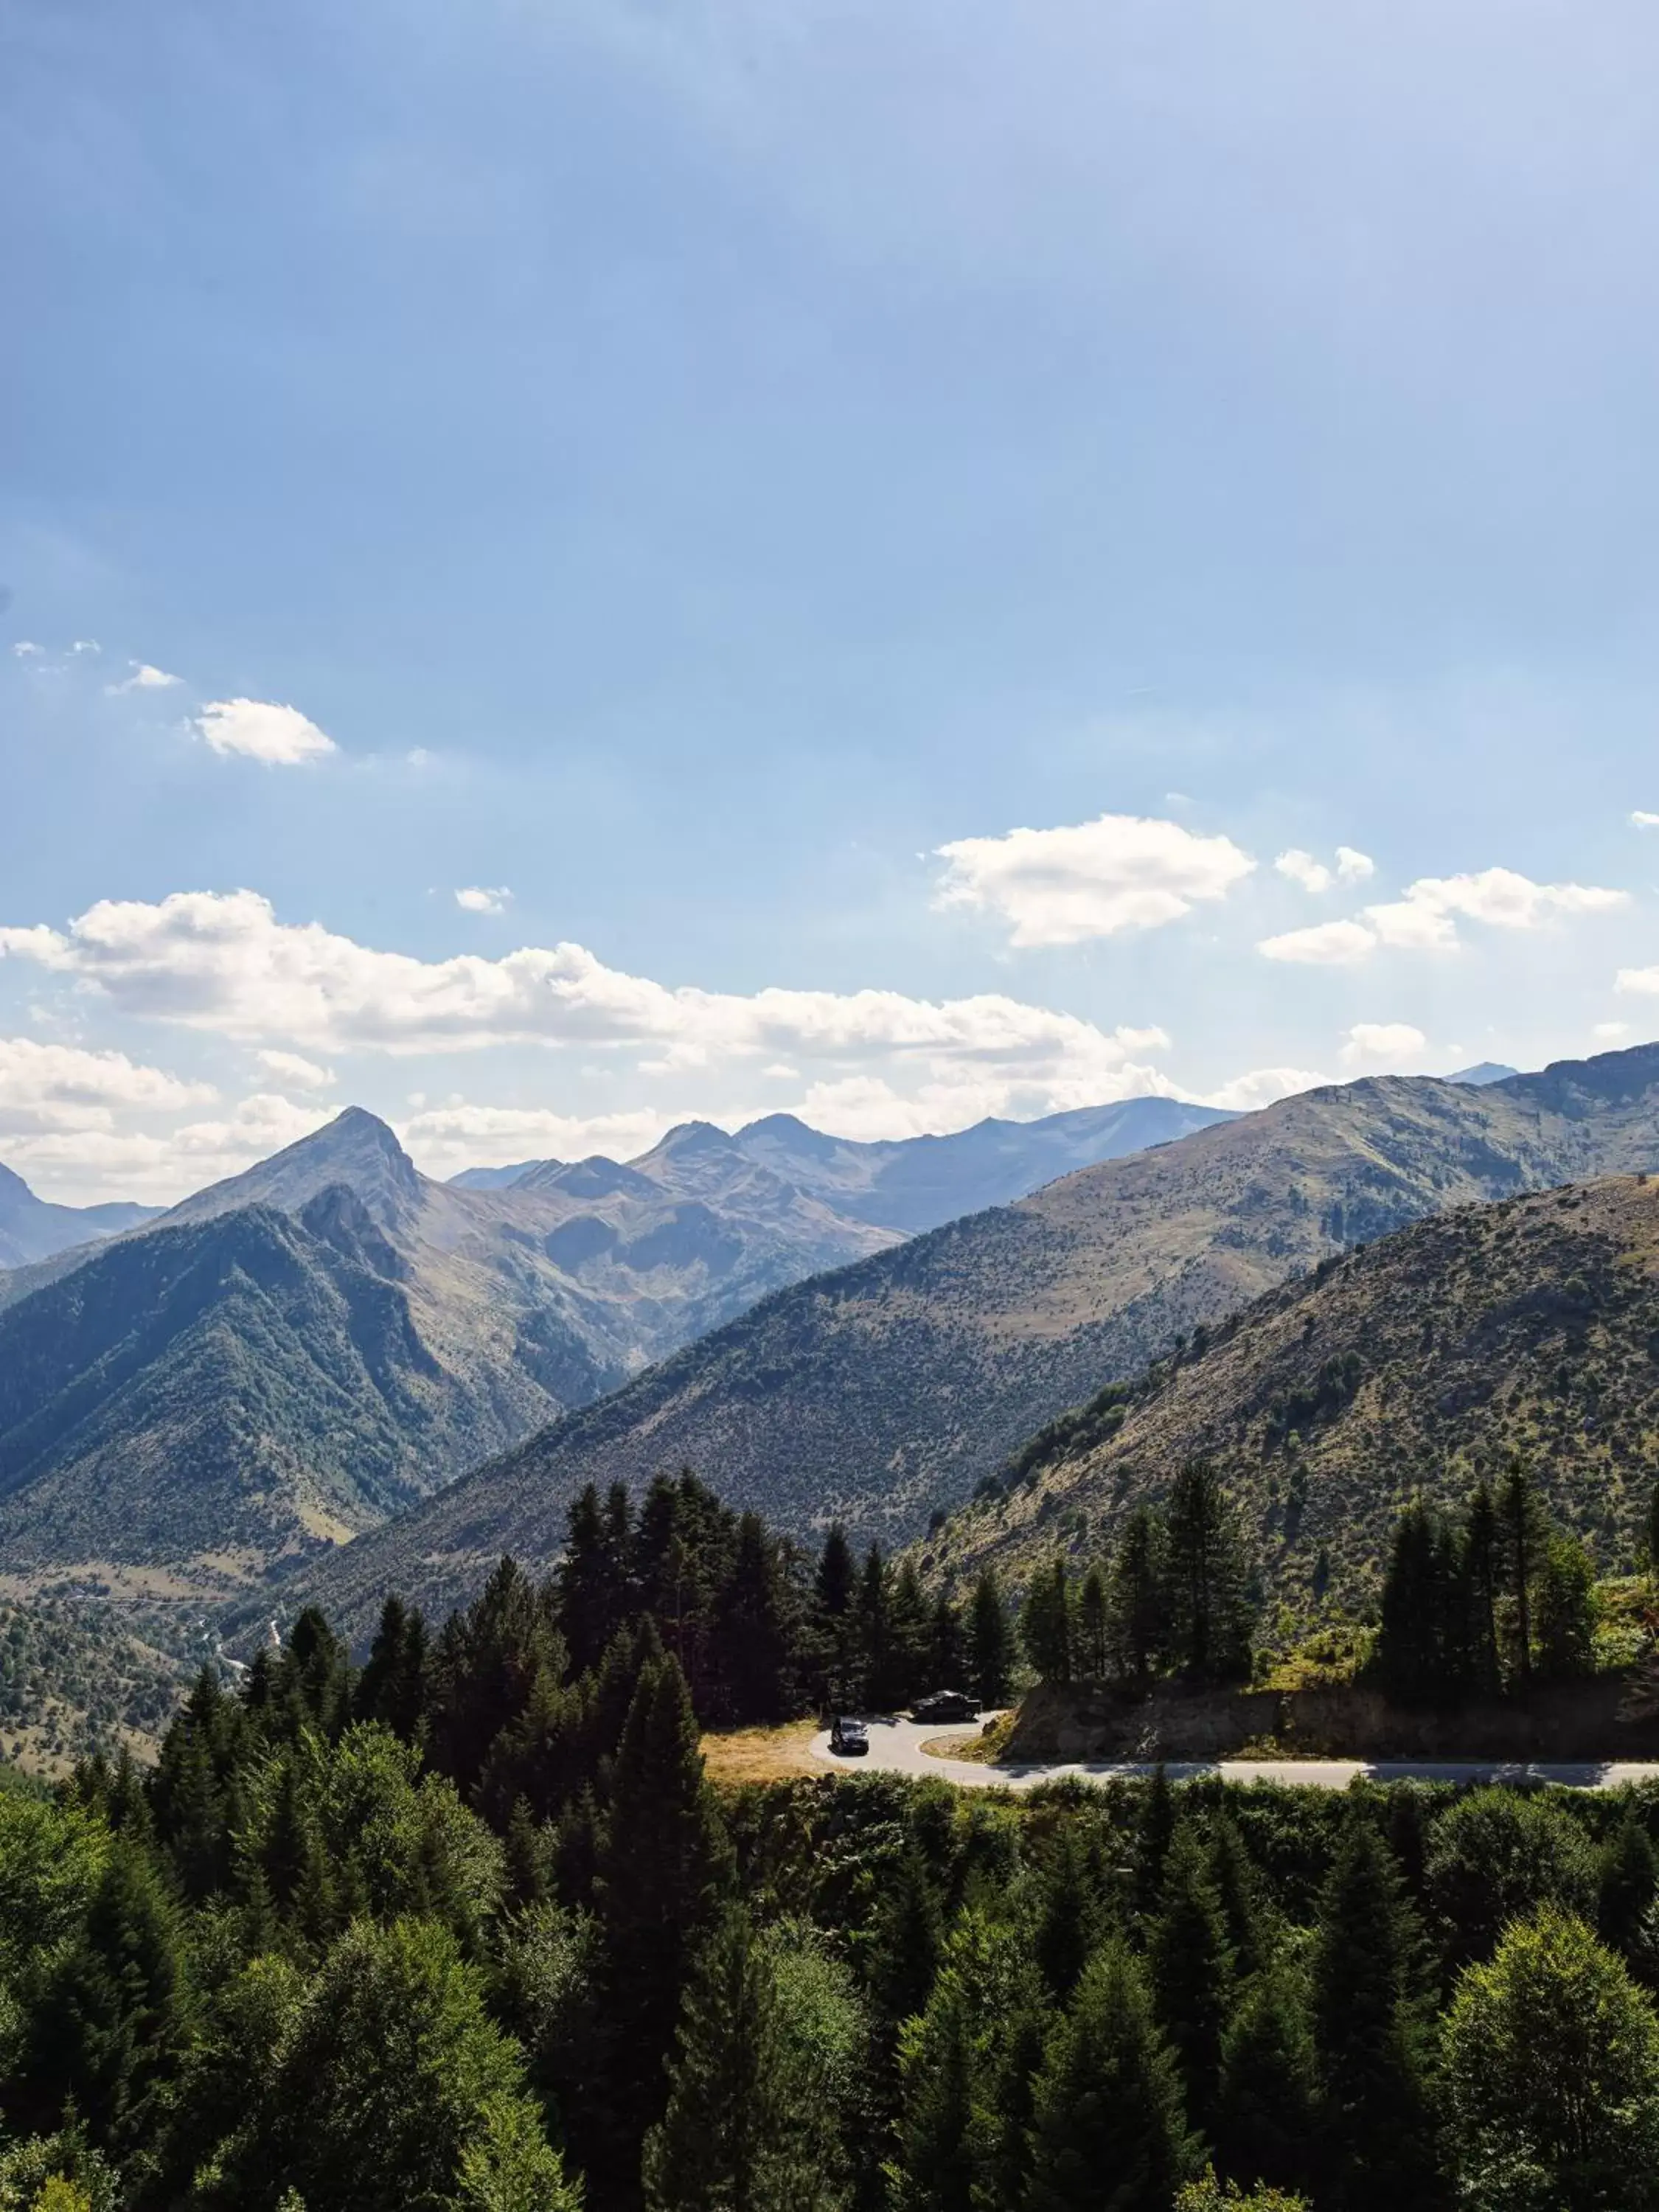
1258 919 1378 966
255 1048 335 1091
1 1091 331 1203
1197 1065 1331 1113
933 811 1254 947
106 662 182 695
1617 966 1659 996
398 1101 671 1174
1336 846 1375 881
1275 849 1332 894
0 1036 215 1140
0 891 1177 1131
1339 1022 1427 1068
1632 813 1659 830
1259 866 1626 964
193 698 337 765
455 886 512 915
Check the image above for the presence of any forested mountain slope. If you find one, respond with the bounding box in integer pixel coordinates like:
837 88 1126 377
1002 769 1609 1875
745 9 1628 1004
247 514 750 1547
294 1043 1659 1637
923 1171 1659 1611
0 1190 469 1592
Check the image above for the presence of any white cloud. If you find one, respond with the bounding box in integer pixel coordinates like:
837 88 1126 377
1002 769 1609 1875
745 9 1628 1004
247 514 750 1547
1261 865 1627 964
193 698 337 765
1258 919 1379 965
69 639 100 657
107 662 182 695
933 810 1254 947
0 1091 330 1203
1632 813 1659 830
398 1101 670 1173
1593 1021 1632 1041
0 1036 215 1140
255 1048 335 1091
1339 1021 1427 1068
455 886 512 915
1617 967 1659 996
1275 849 1332 894
0 893 1176 1133
1197 1065 1331 1113
1335 846 1376 881
11 641 41 659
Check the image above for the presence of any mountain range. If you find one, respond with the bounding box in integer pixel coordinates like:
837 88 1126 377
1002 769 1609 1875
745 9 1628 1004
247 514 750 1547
292 1043 1659 1635
921 1166 1659 1610
0 1091 1222 1593
0 1161 161 1270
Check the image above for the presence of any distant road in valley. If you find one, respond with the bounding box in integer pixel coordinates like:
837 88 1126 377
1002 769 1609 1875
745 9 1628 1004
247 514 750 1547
811 1717 1659 1792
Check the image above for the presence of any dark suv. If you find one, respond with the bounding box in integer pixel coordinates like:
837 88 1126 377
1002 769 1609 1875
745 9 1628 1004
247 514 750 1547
830 1715 869 1756
911 1690 978 1725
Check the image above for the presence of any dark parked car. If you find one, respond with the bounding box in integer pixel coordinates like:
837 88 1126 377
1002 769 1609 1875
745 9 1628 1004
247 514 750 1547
830 1715 869 1756
911 1690 978 1725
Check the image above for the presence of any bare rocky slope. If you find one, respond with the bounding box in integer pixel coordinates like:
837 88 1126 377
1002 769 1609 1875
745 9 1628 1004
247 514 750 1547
291 1043 1659 1638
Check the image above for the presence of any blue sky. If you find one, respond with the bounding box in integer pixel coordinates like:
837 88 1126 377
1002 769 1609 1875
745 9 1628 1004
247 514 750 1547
4 0 1659 1200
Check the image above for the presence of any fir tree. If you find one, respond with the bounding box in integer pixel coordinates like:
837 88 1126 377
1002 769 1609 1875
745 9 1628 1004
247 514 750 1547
1034 1825 1107 2006
1149 1823 1234 2138
1018 1558 1074 1684
1214 1966 1318 2199
889 1561 933 1707
1597 1812 1658 1962
1464 1480 1502 1695
1077 1563 1110 1680
1164 1463 1252 1683
641 1906 832 2212
1207 1816 1265 1983
857 1547 895 1709
352 1595 428 1740
558 1484 628 1677
714 1513 790 1725
967 1570 1013 1706
1311 1818 1441 2210
1108 1508 1166 1683
870 1846 945 2041
1024 1941 1196 2212
1498 1455 1547 1686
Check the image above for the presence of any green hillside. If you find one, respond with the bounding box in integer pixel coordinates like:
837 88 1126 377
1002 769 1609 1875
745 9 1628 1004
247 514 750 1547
922 1172 1659 1613
294 1045 1659 1638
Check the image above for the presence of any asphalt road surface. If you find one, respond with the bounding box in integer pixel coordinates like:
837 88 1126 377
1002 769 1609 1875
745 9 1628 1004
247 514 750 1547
810 1716 1659 1792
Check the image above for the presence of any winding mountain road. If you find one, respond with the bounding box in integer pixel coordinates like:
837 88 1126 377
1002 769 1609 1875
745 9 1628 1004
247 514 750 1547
810 1716 1659 1792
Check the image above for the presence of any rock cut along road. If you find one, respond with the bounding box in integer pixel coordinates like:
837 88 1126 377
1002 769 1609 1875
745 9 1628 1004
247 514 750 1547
810 1717 1659 1792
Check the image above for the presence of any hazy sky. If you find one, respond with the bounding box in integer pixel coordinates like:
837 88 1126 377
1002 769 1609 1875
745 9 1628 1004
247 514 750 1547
6 0 1659 1201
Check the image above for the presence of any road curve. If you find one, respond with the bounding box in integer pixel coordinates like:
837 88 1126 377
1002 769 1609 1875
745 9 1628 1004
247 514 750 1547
810 1716 1659 1792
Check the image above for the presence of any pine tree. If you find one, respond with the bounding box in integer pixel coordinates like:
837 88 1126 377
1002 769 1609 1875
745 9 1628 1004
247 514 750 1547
1164 1463 1252 1683
641 1906 830 2212
18 1838 185 2158
1498 1455 1548 1686
594 1654 732 2179
352 1595 428 1739
813 1524 858 1708
1018 1558 1074 1683
1077 1564 1110 1680
1024 1941 1196 2212
1149 1823 1234 2138
558 1484 627 1676
870 1846 945 2040
928 1594 965 1691
968 1570 1013 1706
1214 1965 1318 2199
1597 1813 1658 1962
1464 1480 1502 1694
1034 1825 1107 2004
857 1547 895 1709
1207 1816 1265 1982
1108 1508 1166 1682
1311 1818 1441 2210
714 1513 790 1725
889 1560 934 1708
1135 1765 1178 1916
1377 1500 1453 1706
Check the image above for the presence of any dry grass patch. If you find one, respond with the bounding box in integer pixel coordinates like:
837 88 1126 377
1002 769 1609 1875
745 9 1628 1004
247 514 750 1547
700 1719 822 1786
922 1711 1019 1764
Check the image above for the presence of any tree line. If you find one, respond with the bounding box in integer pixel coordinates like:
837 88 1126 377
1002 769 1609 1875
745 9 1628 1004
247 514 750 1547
1016 1461 1256 1690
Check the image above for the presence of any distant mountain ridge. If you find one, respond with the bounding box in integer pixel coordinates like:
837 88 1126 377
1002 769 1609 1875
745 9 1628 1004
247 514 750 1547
292 1043 1659 1636
0 1161 161 1270
0 1093 1227 1594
